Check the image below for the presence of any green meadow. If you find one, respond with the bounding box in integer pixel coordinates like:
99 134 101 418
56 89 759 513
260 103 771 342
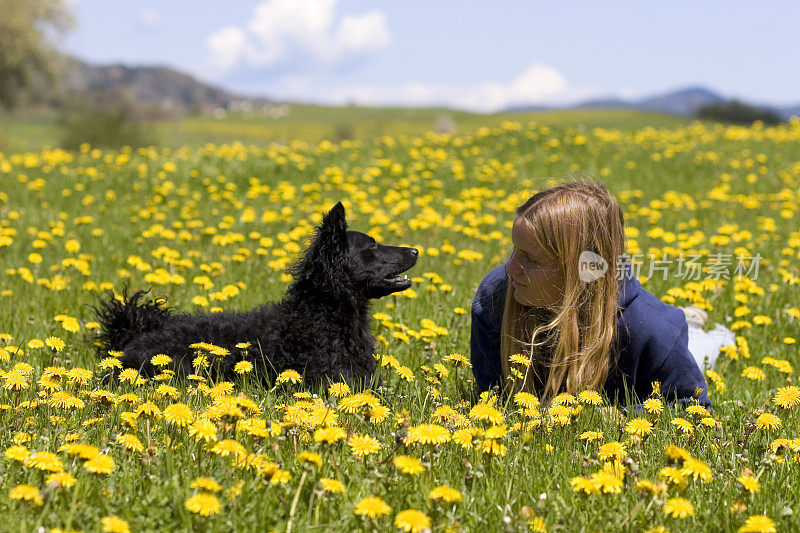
0 109 798 532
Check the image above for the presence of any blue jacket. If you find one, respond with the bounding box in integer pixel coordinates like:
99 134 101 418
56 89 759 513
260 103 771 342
470 262 711 408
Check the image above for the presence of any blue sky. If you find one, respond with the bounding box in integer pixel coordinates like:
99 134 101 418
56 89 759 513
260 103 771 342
63 0 800 111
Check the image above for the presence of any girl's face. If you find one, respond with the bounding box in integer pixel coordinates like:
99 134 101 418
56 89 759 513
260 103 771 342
506 219 565 307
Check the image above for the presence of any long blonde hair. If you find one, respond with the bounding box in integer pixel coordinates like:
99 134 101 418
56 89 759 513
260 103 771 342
500 180 626 401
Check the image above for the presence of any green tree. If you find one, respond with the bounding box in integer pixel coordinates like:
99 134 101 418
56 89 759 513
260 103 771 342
696 99 782 125
0 0 72 108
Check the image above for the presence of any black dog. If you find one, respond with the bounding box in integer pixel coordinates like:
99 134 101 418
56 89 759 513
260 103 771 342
94 202 418 388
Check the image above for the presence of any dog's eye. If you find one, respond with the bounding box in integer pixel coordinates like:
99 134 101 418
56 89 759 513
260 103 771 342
369 242 377 249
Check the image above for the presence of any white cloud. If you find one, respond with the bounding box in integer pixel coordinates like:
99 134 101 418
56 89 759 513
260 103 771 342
138 8 162 28
207 27 248 70
313 62 580 112
205 0 389 73
335 12 391 56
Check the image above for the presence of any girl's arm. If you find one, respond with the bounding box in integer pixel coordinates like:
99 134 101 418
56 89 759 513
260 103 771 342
469 266 507 393
644 317 712 408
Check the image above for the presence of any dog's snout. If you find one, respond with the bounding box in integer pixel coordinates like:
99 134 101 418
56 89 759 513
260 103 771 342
409 248 419 257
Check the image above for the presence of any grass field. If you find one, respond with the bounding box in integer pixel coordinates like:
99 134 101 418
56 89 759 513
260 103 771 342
1 113 799 532
0 105 692 153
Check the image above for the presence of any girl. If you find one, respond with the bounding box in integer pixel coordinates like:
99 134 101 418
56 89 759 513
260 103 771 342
470 180 712 407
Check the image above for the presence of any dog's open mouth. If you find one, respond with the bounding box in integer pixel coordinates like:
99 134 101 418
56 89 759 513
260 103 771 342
382 273 412 290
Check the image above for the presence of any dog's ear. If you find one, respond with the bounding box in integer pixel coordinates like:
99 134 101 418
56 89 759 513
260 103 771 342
315 202 348 258
288 202 349 288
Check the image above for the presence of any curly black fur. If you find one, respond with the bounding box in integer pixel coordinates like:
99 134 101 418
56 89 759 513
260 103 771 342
93 202 418 389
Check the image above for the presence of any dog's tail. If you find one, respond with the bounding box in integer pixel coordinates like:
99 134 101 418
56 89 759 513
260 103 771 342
92 289 170 355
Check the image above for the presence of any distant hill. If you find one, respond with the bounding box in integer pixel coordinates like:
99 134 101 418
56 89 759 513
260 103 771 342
23 58 800 121
56 58 272 115
508 86 799 121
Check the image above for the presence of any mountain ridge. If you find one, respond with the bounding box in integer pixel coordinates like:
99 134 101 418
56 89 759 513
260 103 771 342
53 59 800 120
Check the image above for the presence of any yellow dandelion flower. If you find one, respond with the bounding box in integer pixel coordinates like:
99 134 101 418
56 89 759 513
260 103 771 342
163 403 193 427
663 497 695 518
98 357 123 370
368 404 390 424
354 496 391 518
328 382 351 397
190 477 222 492
49 391 85 410
5 445 29 462
643 398 664 415
773 386 800 408
598 441 626 461
469 403 504 424
9 484 43 506
151 354 172 367
659 466 686 488
393 455 425 475
665 444 691 461
184 492 222 516
135 401 161 420
396 365 415 382
681 458 712 482
269 469 291 485
277 369 303 384
635 479 660 495
45 337 66 352
528 516 547 533
188 419 218 442
577 390 603 405
313 426 347 444
405 424 450 445
443 352 470 367
756 412 781 430
452 427 482 450
226 480 244 501
624 418 653 438
395 509 430 532
514 392 540 410
118 369 140 383
738 514 776 533
45 471 76 489
60 442 100 460
571 476 597 495
66 367 93 384
741 367 765 381
3 370 29 390
348 434 381 458
580 431 604 443
429 485 461 503
296 451 323 468
589 471 623 494
234 360 253 374
509 353 530 366
481 438 507 456
116 434 144 453
101 516 131 533
685 405 711 418
192 355 209 369
23 451 63 472
738 475 760 493
210 439 246 458
671 417 694 434
84 453 115 474
320 478 345 494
